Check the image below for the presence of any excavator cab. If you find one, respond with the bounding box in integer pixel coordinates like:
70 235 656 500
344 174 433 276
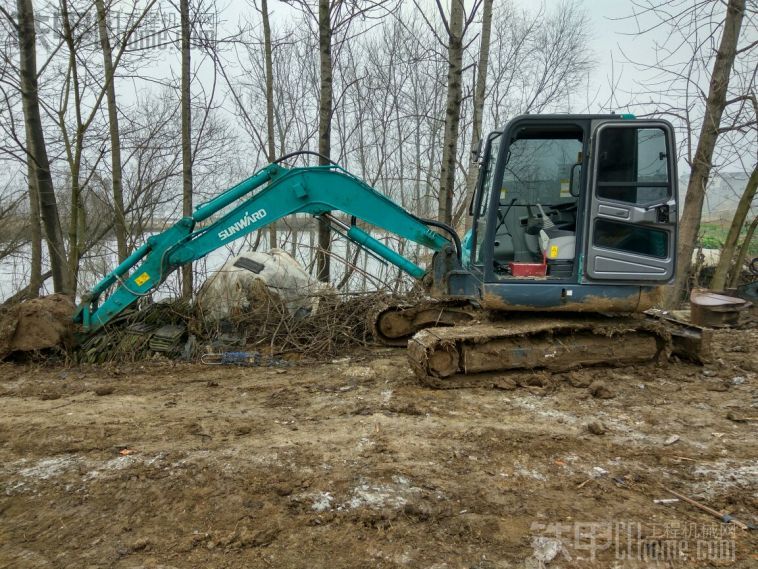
467 114 678 312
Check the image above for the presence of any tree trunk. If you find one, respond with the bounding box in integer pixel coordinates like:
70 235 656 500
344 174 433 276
261 0 277 249
316 0 332 282
665 0 746 307
457 0 492 233
26 129 42 297
96 0 128 262
180 0 193 298
729 215 757 288
60 0 86 293
16 0 68 293
710 167 757 290
437 0 465 226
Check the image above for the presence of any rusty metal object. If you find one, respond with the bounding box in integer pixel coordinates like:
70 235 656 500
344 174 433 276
408 315 669 388
690 289 752 328
644 310 713 363
370 299 483 346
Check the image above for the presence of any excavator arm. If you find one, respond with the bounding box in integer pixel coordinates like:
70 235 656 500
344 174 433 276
73 161 454 333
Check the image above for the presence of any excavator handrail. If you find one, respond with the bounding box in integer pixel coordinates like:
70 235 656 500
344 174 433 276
73 162 453 333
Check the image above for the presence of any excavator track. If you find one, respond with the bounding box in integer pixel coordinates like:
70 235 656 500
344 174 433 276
370 299 484 346
408 315 672 389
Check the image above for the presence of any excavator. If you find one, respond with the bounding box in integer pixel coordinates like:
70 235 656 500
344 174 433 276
72 114 708 386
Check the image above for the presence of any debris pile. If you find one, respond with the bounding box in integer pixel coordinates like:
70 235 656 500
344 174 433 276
195 250 390 359
222 290 381 357
0 294 75 360
74 290 386 364
75 299 197 364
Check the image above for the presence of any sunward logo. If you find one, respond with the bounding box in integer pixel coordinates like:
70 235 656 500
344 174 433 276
218 209 267 240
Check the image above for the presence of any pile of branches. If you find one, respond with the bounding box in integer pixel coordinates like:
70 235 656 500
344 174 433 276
213 290 391 358
75 290 402 363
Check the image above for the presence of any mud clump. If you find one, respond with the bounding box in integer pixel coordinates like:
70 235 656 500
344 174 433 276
586 421 607 435
0 294 75 359
588 380 616 399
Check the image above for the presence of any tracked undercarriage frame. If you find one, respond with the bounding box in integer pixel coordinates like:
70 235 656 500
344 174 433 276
372 301 712 389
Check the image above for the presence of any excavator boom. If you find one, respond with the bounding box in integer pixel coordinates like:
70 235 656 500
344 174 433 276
73 160 455 332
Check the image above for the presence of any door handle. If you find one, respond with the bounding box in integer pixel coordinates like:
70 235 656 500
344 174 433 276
598 204 629 219
642 199 676 224
654 204 670 223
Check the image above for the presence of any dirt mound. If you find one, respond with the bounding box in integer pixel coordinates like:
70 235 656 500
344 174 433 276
0 294 75 359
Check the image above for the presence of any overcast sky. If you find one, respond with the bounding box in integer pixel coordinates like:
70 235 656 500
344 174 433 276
515 0 671 113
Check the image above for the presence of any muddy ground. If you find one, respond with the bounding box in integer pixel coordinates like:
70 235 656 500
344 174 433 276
0 329 756 568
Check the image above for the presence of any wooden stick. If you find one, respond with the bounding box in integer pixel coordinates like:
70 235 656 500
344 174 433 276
663 486 749 530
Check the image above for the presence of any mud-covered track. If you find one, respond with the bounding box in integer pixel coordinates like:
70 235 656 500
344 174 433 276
408 316 670 388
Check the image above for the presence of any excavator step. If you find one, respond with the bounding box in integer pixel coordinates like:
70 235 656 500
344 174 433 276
408 316 670 389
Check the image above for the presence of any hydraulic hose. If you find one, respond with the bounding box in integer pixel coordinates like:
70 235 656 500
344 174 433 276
273 150 339 167
416 217 462 262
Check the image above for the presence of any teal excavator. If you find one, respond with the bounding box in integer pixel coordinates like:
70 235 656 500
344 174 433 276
73 114 708 386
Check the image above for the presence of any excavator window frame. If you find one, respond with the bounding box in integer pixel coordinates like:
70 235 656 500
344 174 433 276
473 116 592 283
470 130 503 271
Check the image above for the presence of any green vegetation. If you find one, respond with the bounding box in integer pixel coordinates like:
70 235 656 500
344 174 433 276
699 220 758 256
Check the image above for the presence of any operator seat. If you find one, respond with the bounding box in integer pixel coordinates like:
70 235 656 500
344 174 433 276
536 204 575 261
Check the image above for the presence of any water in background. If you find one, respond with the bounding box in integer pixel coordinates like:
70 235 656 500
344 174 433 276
0 229 425 302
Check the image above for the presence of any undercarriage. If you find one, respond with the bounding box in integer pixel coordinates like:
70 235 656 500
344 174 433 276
372 300 711 388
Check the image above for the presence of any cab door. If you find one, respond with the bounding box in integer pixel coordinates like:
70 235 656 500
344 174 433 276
585 121 678 282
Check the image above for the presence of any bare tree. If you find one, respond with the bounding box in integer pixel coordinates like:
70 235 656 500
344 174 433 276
616 0 750 306
457 0 492 232
25 122 42 296
260 0 277 248
730 214 756 288
180 0 193 298
710 86 757 290
710 166 757 289
0 182 26 263
5 0 68 293
51 0 161 290
95 0 126 262
423 0 482 226
666 0 748 305
315 0 332 281
283 0 393 282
